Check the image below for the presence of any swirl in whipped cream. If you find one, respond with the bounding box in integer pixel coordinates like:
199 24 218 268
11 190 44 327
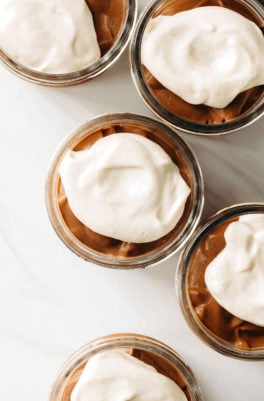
205 214 264 327
71 350 188 401
59 133 190 243
141 6 264 108
0 0 101 73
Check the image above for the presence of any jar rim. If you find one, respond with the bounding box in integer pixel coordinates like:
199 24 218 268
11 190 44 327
45 112 204 269
130 0 264 135
0 0 137 86
48 333 204 401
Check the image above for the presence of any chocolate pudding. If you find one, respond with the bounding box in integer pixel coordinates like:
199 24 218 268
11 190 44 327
46 113 203 267
141 0 264 125
187 217 264 350
48 334 204 401
57 122 194 258
86 0 126 55
59 348 192 401
0 0 135 86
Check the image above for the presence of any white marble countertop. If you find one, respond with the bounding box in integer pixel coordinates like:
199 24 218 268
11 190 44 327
1 1 264 400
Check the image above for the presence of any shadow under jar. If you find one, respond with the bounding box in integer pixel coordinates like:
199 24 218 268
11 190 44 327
177 203 264 360
48 333 204 401
0 0 137 86
130 0 264 135
45 113 204 269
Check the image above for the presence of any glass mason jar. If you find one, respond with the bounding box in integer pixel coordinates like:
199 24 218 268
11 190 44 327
0 0 137 86
130 0 264 135
45 112 204 269
48 333 204 401
177 203 264 360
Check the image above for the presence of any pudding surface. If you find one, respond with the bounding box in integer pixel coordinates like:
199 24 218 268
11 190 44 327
86 0 126 55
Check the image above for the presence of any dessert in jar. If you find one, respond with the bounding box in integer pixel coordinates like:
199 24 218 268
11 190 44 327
177 203 264 360
130 0 264 134
48 334 204 401
0 0 136 85
45 113 204 269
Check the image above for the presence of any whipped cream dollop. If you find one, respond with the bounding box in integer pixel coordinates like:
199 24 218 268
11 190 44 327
71 349 187 401
141 6 264 108
0 0 101 73
205 214 264 326
59 133 190 243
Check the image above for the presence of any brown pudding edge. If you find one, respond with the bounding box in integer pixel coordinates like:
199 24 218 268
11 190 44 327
141 0 264 125
57 122 194 258
187 217 264 350
86 0 126 55
59 348 192 401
